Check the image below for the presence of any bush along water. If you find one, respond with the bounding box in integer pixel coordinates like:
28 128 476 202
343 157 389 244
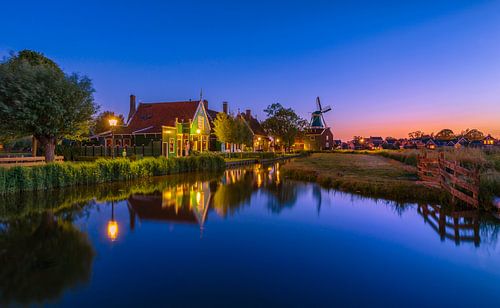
0 154 225 195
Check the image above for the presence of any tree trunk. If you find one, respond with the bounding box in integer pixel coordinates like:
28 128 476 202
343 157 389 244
38 136 57 162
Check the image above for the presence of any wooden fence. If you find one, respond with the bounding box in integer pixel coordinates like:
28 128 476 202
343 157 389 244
417 151 480 208
0 156 64 167
76 142 163 159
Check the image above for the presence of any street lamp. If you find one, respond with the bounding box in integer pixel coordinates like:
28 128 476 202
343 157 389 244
109 118 118 158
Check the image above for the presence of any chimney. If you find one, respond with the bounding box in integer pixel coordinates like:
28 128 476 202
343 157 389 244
246 109 251 119
128 94 136 122
222 101 228 114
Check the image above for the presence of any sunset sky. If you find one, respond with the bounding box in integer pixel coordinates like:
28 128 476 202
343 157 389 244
1 0 499 140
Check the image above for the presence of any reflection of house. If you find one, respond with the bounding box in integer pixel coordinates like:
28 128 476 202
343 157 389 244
127 181 213 231
239 109 270 151
93 95 221 156
417 204 480 246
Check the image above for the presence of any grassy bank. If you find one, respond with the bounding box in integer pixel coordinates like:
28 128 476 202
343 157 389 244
282 153 447 204
0 153 225 195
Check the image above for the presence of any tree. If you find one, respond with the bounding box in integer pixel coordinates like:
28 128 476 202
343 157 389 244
262 103 307 152
213 112 236 148
461 128 484 141
92 111 125 134
0 50 98 162
408 130 424 139
435 129 455 141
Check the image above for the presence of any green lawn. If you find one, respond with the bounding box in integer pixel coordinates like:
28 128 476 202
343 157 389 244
282 153 446 204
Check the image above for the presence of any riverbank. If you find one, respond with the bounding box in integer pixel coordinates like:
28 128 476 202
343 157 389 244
0 154 225 195
282 153 448 204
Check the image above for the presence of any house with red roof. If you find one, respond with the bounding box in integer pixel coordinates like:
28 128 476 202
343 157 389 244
95 95 220 157
239 109 270 151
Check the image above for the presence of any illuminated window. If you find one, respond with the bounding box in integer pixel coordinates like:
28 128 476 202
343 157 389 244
169 138 175 153
198 116 204 130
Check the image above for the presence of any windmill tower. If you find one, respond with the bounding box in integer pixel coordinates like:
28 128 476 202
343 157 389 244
304 97 334 151
309 97 332 128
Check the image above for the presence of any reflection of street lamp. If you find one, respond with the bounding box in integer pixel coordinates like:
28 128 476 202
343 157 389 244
107 201 119 241
109 118 118 158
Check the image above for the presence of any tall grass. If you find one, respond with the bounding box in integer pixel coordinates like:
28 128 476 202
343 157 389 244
0 154 225 195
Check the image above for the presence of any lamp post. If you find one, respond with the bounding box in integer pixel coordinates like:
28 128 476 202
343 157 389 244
108 118 118 158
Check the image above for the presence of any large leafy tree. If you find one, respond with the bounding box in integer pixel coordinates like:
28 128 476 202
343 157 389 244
213 112 236 146
0 50 98 161
92 111 124 134
435 129 455 141
461 128 484 141
262 103 307 151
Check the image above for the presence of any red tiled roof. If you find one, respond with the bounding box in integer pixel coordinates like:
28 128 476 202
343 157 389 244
125 100 204 134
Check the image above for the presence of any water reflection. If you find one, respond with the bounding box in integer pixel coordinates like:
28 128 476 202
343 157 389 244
1 163 500 306
0 212 94 306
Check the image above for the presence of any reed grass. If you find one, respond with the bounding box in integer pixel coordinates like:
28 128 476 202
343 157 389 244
0 154 225 195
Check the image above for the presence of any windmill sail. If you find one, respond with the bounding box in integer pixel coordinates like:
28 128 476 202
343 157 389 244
310 96 332 128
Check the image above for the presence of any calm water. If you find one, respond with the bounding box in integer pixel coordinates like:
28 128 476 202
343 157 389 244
1 163 500 307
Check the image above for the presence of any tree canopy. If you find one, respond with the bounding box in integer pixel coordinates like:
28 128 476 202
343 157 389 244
0 50 98 161
213 112 236 145
435 129 455 141
213 113 253 151
262 103 307 151
461 128 484 141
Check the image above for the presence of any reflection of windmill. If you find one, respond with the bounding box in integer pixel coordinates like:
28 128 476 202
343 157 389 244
310 97 332 128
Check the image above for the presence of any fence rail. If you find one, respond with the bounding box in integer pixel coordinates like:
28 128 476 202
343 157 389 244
0 156 64 167
417 151 480 207
73 142 163 159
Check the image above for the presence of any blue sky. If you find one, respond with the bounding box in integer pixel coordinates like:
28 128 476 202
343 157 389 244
1 0 499 139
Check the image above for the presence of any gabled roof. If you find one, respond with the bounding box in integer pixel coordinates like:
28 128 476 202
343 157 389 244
240 113 267 136
126 100 205 134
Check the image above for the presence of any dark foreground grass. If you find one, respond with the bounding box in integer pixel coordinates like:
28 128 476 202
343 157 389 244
283 153 448 204
0 153 225 195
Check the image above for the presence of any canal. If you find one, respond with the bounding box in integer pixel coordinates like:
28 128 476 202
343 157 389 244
1 162 500 307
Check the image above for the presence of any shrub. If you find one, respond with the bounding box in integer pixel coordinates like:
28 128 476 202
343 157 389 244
0 154 225 195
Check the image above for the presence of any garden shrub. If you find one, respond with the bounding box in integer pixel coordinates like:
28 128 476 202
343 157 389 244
0 153 225 194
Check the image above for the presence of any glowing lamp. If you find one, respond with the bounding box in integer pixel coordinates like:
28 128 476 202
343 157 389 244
108 118 118 127
196 129 201 134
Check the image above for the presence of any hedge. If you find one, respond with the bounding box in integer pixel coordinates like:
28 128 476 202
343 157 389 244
0 153 225 195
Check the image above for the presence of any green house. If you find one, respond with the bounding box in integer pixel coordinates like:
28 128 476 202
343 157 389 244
104 95 220 157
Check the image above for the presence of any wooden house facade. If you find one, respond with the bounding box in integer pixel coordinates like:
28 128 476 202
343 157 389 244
94 95 220 157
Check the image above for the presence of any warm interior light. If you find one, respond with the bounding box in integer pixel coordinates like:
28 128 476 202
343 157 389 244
258 137 262 141
196 129 201 134
196 191 202 205
107 220 119 241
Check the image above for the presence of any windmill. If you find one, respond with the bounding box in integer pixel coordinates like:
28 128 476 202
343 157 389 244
309 97 332 128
